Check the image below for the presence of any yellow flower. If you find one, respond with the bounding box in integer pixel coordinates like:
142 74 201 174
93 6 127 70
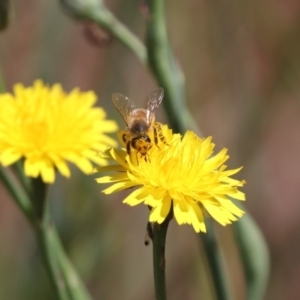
0 80 118 183
96 125 246 233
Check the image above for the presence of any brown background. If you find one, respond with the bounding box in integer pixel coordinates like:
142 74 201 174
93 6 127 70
0 0 300 299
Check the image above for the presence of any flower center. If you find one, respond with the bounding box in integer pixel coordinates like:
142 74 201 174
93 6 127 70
18 109 51 150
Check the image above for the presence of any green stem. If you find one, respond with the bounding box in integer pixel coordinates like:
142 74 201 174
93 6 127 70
145 1 230 298
12 160 32 195
152 213 172 300
233 213 269 300
31 177 69 300
31 176 48 219
0 166 35 224
88 6 147 64
146 0 199 134
35 213 92 300
35 213 70 300
60 0 147 65
200 220 231 300
0 0 11 31
52 226 93 300
31 177 92 300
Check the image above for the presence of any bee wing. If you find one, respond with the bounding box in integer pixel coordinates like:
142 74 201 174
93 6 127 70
146 88 164 122
111 93 136 126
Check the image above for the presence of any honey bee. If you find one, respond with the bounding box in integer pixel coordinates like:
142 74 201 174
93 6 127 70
112 88 166 159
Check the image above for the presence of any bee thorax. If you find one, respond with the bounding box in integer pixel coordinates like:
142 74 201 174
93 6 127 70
130 120 149 134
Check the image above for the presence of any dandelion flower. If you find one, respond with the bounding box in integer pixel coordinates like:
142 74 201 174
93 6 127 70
96 125 246 233
0 80 118 183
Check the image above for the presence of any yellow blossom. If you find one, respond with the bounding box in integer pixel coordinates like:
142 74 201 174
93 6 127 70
0 80 118 183
96 125 245 233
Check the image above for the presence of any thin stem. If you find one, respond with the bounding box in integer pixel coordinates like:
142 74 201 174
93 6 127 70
0 169 91 300
0 0 11 31
52 226 93 300
36 214 93 300
88 7 147 65
152 212 172 300
31 176 48 219
35 214 70 300
146 0 200 135
60 0 147 65
233 213 269 300
200 220 231 300
12 160 32 195
31 177 92 300
31 177 69 300
0 166 35 224
145 1 230 298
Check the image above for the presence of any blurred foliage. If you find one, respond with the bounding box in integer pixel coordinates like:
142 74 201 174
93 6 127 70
1 0 300 299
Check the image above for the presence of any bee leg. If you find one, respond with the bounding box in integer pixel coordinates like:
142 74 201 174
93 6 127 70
153 126 161 149
159 133 167 144
155 123 168 145
135 152 140 165
126 141 131 155
158 131 167 145
145 153 151 163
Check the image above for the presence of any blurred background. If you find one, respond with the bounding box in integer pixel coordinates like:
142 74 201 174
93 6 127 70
0 0 300 299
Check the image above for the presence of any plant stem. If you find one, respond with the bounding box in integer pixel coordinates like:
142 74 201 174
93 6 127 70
145 0 199 134
0 166 35 224
31 176 48 219
52 226 93 300
12 161 32 195
0 0 11 31
233 213 269 300
200 220 231 300
88 6 147 64
30 177 69 300
152 212 172 300
35 213 70 300
145 1 231 298
35 212 92 300
60 0 147 65
31 177 92 300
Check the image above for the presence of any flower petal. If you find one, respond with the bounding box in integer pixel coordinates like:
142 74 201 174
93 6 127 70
102 181 137 194
96 173 128 183
0 149 22 166
123 187 149 206
188 201 206 233
149 195 172 223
